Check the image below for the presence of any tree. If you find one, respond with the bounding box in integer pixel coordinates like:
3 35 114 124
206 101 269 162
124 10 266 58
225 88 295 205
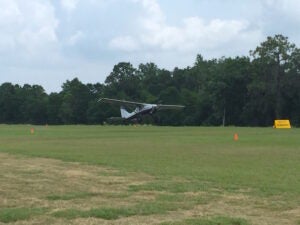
20 84 48 124
1 34 300 126
138 63 159 102
0 83 22 123
249 34 299 123
47 93 63 124
86 83 107 124
155 86 183 125
105 62 141 100
214 57 251 126
59 78 91 124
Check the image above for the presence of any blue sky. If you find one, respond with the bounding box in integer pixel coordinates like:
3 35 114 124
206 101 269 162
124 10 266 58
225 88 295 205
1 0 300 93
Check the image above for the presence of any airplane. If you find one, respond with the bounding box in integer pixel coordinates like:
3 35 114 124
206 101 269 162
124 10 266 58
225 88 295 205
98 98 185 121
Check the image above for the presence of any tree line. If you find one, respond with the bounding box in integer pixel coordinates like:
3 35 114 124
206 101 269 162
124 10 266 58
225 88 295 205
1 34 300 126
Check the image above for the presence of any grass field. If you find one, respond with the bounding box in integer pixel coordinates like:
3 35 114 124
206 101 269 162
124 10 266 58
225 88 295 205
0 125 299 224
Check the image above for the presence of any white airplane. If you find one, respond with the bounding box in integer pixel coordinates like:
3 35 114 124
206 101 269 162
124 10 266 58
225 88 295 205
98 98 185 120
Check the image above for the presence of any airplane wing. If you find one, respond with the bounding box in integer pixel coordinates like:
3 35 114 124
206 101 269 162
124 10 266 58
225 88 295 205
157 104 185 110
98 98 145 106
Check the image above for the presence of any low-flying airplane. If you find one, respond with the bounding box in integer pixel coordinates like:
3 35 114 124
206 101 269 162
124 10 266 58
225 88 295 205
98 98 184 121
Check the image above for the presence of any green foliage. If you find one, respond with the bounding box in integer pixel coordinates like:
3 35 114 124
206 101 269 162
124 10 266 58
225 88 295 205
0 83 48 124
246 34 300 125
59 78 92 124
0 208 46 223
0 34 300 126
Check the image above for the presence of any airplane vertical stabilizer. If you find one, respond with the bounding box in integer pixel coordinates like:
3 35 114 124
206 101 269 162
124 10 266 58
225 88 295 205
120 106 134 119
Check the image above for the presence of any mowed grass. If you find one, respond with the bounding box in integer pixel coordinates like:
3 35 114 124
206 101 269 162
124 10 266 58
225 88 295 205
0 125 299 224
1 125 299 197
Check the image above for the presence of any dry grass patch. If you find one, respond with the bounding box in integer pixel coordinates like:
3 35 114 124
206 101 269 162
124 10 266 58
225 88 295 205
0 153 299 225
0 153 153 224
169 192 300 225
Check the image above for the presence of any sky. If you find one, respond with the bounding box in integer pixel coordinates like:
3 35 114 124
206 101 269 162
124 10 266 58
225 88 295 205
1 0 300 93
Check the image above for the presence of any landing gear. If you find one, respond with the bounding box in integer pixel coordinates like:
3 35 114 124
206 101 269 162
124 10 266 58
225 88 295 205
131 116 142 124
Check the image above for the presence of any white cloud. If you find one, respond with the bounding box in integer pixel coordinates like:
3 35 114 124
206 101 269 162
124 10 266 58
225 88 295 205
0 0 21 52
142 17 252 51
0 0 58 58
109 36 139 52
0 0 22 25
61 0 79 12
111 0 262 56
266 0 300 21
135 0 164 22
1 0 299 92
256 0 300 46
68 30 85 46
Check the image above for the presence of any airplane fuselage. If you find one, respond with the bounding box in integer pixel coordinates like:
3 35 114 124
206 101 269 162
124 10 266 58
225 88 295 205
126 104 157 120
99 98 184 121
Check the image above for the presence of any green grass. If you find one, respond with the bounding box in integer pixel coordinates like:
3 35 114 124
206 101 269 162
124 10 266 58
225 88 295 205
53 199 192 220
160 216 250 225
1 125 299 223
52 208 127 220
0 125 299 200
0 208 46 223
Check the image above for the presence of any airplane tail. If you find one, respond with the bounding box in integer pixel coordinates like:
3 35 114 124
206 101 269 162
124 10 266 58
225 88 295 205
120 106 133 119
